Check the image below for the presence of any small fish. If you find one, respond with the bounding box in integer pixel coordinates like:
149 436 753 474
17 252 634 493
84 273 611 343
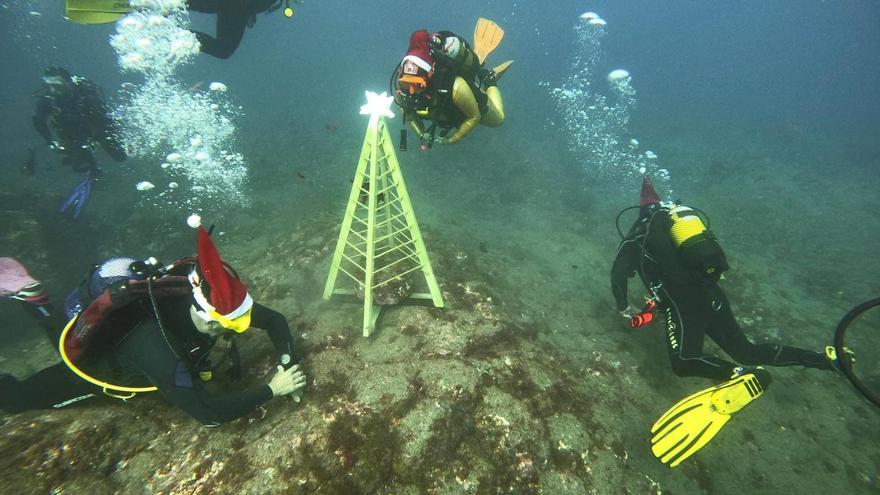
296 171 306 180
324 123 337 132
21 148 35 175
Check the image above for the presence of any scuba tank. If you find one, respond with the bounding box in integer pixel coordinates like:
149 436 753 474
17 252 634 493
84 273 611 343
667 205 729 279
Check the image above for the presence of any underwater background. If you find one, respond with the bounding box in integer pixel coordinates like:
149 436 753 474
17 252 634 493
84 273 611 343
1 0 878 493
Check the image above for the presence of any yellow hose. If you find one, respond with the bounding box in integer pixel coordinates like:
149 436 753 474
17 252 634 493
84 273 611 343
59 315 157 397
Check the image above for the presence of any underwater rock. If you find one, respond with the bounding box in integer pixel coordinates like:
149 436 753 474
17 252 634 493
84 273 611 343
0 221 661 494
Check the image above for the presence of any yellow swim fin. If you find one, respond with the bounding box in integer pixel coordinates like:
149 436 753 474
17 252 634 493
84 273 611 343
473 17 504 64
650 369 771 468
492 60 514 81
65 0 133 25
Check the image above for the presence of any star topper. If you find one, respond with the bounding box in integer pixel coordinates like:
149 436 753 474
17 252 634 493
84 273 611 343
359 90 395 128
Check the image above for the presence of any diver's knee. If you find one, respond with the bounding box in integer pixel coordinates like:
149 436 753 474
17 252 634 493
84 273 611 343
490 109 505 127
210 48 235 59
481 108 504 128
668 355 691 377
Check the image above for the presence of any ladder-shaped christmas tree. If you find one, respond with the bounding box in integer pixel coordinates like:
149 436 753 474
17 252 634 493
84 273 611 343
323 91 444 337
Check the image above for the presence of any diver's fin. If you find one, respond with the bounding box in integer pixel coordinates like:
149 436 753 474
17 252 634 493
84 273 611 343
492 60 514 81
65 0 133 25
650 369 771 468
473 18 504 64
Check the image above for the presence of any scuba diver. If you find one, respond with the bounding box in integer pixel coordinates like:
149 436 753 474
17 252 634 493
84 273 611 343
392 18 514 147
1 224 307 426
64 0 301 59
611 176 847 467
33 66 127 219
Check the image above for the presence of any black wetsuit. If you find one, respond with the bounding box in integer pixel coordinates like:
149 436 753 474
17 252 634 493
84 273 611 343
33 80 126 173
188 0 279 59
115 296 292 425
0 300 99 413
611 208 831 381
1 295 294 425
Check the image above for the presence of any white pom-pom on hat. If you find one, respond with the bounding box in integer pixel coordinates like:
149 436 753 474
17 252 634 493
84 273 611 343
187 214 202 228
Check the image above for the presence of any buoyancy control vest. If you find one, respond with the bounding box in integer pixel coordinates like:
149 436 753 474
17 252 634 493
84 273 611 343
57 256 246 397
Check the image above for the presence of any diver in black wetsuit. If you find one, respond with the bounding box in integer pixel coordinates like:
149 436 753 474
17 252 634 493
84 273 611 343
1 229 306 426
188 0 290 59
610 176 834 381
32 67 126 173
113 291 301 425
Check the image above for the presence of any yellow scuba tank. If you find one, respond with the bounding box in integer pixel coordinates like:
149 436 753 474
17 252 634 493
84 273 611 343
669 205 707 247
668 205 729 278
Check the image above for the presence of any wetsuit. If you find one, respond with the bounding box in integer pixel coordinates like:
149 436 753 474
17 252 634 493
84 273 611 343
1 295 294 425
611 208 831 381
399 33 505 144
188 0 279 59
0 300 100 413
33 80 126 173
112 296 293 425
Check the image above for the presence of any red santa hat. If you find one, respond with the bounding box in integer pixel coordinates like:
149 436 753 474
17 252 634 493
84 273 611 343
188 218 253 330
640 175 662 207
402 30 434 74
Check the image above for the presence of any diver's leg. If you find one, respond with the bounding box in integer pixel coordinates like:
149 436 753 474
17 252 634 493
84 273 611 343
194 0 248 59
67 148 98 173
480 87 505 128
17 297 64 346
0 363 99 413
661 286 740 380
707 289 832 371
186 0 220 14
100 138 127 162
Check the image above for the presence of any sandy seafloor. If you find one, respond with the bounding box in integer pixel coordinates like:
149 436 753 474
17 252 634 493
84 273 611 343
1 3 879 495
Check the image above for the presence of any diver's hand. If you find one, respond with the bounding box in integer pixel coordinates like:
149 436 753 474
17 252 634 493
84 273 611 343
268 364 306 398
619 304 637 319
434 136 448 145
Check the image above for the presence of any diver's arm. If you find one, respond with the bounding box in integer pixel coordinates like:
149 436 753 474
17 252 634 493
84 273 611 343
163 367 274 425
446 77 481 144
611 234 642 312
33 98 53 144
118 320 273 425
250 303 294 366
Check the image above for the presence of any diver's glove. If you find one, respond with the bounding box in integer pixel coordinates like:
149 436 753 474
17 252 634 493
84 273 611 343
268 364 306 400
619 304 638 319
